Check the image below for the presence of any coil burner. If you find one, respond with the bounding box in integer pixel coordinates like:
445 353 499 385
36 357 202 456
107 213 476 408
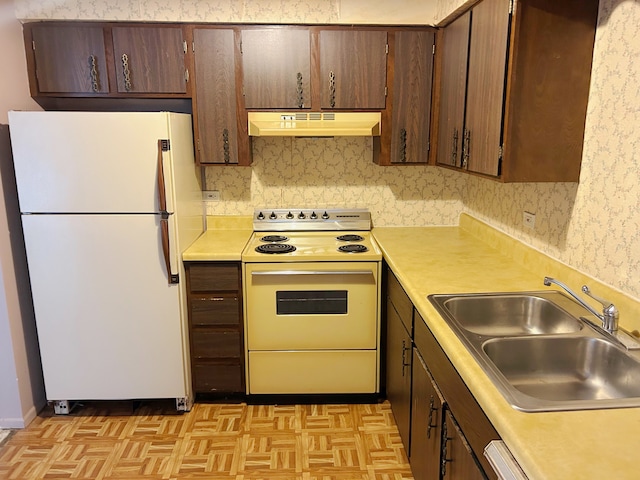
338 244 368 253
255 243 296 254
260 235 289 243
336 234 365 242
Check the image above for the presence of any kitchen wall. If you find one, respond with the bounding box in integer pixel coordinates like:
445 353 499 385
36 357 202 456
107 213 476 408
0 0 44 428
205 137 466 226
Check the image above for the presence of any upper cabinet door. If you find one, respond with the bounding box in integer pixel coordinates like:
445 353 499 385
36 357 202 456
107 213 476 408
30 24 109 94
390 30 435 164
435 13 470 168
241 28 311 109
192 28 243 165
112 26 187 94
319 30 388 109
464 0 511 176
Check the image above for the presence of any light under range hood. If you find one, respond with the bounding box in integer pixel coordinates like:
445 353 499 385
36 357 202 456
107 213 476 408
248 111 381 137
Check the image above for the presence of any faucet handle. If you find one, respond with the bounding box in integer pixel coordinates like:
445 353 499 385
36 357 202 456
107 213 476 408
581 285 619 330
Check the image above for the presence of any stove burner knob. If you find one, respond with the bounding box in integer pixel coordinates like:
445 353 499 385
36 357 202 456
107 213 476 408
286 211 294 219
298 212 306 219
269 212 277 220
310 212 318 219
257 212 265 220
322 211 330 220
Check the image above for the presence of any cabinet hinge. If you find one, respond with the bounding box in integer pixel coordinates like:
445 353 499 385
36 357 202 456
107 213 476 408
197 139 201 151
184 69 189 83
427 141 431 152
240 40 243 55
509 0 514 14
498 144 504 160
161 139 170 151
32 40 36 51
183 40 187 54
192 41 195 53
384 86 388 97
385 43 389 54
432 44 436 55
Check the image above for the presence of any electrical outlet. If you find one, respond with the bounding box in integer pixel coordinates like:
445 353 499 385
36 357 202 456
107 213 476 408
523 211 536 229
203 190 221 201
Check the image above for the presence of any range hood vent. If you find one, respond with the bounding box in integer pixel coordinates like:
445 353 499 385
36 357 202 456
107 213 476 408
248 112 381 137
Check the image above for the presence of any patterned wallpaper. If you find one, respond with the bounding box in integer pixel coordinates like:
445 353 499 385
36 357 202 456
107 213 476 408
12 0 640 299
204 137 466 226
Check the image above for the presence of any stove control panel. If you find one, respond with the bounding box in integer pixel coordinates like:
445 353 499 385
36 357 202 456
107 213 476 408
253 208 371 231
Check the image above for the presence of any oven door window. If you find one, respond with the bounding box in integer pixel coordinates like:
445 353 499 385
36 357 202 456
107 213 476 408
276 290 347 315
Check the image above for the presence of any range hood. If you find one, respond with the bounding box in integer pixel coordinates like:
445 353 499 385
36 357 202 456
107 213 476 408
248 112 381 137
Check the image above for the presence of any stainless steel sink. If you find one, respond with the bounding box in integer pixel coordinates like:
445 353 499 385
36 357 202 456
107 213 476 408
428 291 640 412
441 294 583 336
483 336 640 411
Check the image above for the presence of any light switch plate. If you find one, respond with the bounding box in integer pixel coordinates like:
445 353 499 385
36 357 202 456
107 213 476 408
523 211 536 229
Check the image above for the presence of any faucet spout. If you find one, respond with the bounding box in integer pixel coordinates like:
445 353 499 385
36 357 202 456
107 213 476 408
543 277 606 325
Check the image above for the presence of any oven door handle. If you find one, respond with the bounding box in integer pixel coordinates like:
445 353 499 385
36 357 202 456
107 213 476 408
251 270 374 276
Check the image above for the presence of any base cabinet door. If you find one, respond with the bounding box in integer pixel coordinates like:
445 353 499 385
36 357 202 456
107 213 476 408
442 409 487 480
386 298 412 453
409 348 443 480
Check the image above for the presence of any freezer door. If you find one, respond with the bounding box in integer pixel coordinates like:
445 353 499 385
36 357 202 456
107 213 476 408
22 214 188 401
8 111 187 214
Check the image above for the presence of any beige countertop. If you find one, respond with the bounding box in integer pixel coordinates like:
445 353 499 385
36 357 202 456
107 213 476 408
182 216 252 261
373 214 640 480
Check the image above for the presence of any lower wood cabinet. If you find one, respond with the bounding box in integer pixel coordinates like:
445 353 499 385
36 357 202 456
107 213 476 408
442 408 487 480
185 262 245 396
386 297 412 453
410 348 443 479
384 265 499 479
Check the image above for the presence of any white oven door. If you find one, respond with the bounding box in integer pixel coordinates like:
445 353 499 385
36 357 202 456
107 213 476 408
244 262 379 350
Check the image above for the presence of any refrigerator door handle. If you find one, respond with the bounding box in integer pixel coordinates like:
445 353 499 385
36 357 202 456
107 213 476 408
157 140 179 285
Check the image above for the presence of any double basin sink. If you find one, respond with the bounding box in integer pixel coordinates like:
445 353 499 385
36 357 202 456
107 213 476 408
428 291 640 412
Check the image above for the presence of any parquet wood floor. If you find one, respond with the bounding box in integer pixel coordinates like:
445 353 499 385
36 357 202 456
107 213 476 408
0 401 413 480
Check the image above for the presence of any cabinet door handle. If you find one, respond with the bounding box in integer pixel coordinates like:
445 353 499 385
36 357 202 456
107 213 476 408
121 53 132 92
462 128 471 169
222 128 230 164
426 395 439 439
329 71 336 108
88 55 100 92
441 419 453 478
296 72 304 108
401 339 411 376
399 128 408 163
451 128 458 166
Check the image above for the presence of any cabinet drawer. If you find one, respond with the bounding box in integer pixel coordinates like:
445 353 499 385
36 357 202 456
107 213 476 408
388 269 413 333
191 295 240 326
192 330 241 359
188 263 239 292
193 363 243 393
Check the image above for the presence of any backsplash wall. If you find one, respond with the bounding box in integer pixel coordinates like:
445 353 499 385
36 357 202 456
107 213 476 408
204 137 466 226
13 0 640 300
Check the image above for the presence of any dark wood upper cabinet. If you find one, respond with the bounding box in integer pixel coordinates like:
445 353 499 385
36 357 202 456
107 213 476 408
25 22 190 98
111 26 187 94
435 12 470 169
319 30 388 109
389 30 435 164
241 28 311 109
436 0 599 182
192 27 249 165
28 24 109 94
464 0 511 177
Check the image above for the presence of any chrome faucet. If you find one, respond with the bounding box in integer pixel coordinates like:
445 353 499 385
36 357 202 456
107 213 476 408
543 277 619 333
543 277 640 350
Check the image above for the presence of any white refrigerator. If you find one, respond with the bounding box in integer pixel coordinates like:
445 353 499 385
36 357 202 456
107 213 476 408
8 111 203 413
